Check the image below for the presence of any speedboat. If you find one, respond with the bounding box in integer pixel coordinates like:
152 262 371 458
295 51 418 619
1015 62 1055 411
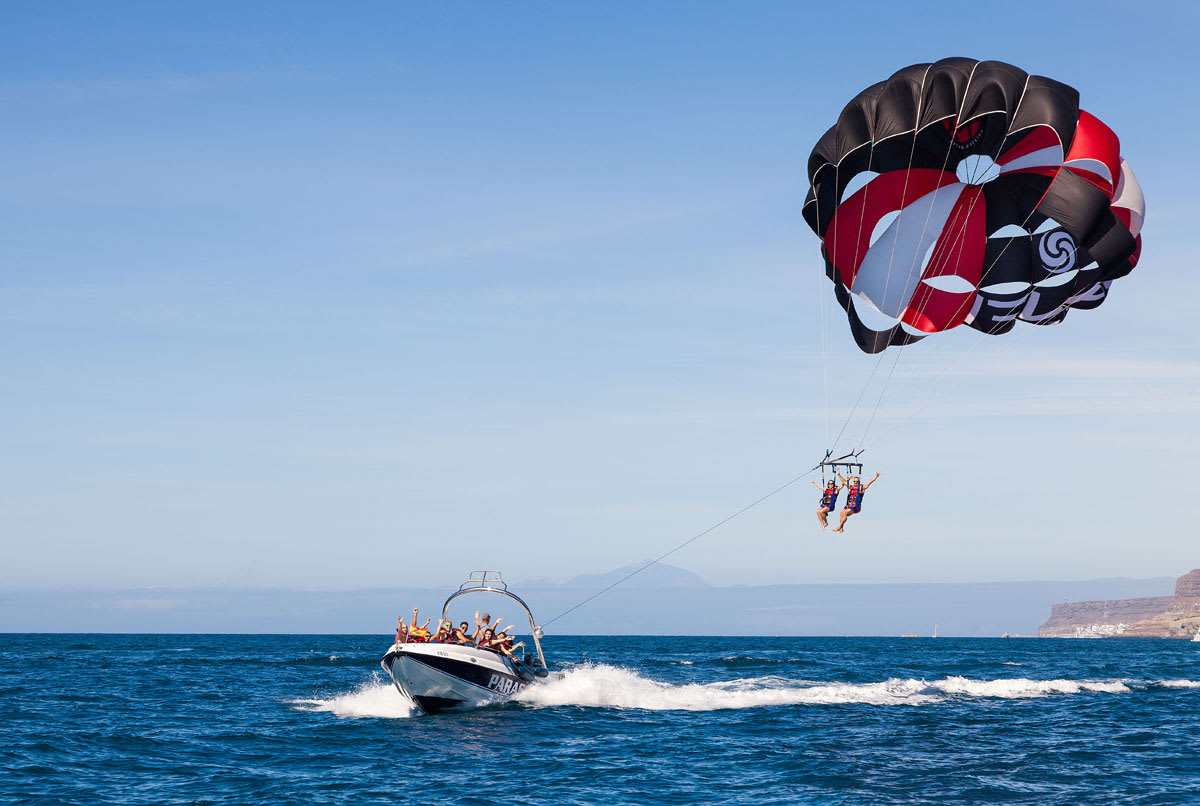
381 570 549 714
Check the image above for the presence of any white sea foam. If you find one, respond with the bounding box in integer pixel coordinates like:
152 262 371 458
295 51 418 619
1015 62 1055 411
1158 679 1200 689
291 677 416 719
513 665 1145 712
934 675 1130 697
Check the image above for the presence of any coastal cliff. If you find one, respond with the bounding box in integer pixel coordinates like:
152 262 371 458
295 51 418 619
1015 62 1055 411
1038 569 1200 638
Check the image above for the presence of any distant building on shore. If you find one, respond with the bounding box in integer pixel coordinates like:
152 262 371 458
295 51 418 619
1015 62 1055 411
1039 569 1200 638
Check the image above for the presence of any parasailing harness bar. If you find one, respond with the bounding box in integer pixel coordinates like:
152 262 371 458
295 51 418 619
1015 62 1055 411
819 449 864 477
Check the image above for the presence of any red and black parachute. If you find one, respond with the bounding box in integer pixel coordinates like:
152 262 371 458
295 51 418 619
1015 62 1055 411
803 58 1145 353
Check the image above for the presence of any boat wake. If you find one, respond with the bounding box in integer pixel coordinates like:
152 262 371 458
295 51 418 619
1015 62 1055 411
291 675 416 719
292 666 1200 718
515 664 1198 712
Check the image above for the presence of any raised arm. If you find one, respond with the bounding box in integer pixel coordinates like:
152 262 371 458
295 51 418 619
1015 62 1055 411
862 471 882 491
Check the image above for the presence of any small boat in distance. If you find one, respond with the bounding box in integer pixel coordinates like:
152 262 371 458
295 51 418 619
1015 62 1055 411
1192 628 1200 643
382 570 549 714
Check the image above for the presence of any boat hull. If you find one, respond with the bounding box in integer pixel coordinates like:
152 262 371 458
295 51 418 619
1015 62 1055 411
381 643 535 714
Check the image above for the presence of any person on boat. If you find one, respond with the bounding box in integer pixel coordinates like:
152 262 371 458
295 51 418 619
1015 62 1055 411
433 619 453 643
394 618 409 645
451 621 473 644
811 477 843 530
485 628 506 651
478 627 496 651
473 612 504 643
472 611 491 644
493 628 525 661
831 471 881 533
408 606 432 643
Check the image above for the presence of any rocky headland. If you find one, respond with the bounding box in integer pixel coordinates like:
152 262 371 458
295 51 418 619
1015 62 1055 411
1039 569 1200 638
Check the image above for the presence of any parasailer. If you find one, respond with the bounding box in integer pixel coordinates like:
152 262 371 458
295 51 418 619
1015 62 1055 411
812 477 844 530
832 471 881 533
803 57 1145 354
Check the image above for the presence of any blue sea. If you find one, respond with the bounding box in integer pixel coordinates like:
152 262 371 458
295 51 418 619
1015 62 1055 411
3 634 1199 805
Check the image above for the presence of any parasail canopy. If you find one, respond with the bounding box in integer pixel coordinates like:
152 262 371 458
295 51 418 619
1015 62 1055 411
803 57 1145 353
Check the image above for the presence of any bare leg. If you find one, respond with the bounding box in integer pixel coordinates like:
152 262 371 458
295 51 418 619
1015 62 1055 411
817 507 830 529
831 509 852 532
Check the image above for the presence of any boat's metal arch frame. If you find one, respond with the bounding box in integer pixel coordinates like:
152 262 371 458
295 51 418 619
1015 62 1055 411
440 570 546 668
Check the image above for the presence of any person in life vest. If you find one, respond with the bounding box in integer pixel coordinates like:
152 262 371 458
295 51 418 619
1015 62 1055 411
408 606 433 643
451 621 473 645
492 628 525 661
394 617 409 645
831 471 881 533
811 477 844 530
433 619 453 643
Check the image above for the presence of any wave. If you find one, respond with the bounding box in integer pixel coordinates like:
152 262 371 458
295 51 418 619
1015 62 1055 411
513 665 1169 712
290 676 416 719
1154 679 1200 689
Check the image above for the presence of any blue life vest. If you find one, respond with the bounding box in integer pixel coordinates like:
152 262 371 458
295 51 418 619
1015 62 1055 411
819 486 839 509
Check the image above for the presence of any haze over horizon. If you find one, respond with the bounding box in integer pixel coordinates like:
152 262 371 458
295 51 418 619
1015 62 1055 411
3 3 1198 600
3 560 1189 635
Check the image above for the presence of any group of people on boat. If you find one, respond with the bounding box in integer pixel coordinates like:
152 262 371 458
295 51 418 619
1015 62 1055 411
813 470 881 532
395 607 526 660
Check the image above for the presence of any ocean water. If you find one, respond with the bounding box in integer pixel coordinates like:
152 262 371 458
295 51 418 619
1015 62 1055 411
2 634 1199 805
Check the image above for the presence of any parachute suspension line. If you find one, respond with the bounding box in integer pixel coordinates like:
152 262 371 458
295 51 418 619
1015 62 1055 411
860 104 1075 452
873 84 934 335
853 96 1038 453
542 463 824 628
874 109 964 343
861 321 1023 451
854 344 905 452
826 114 965 458
820 100 960 465
861 287 1084 454
903 102 1026 343
829 128 972 465
818 218 832 450
828 350 886 454
822 67 1031 461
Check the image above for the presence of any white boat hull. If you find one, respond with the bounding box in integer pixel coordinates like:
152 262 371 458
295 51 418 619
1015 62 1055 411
381 642 538 714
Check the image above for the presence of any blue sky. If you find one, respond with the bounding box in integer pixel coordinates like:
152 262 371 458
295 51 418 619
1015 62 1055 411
2 1 1198 596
